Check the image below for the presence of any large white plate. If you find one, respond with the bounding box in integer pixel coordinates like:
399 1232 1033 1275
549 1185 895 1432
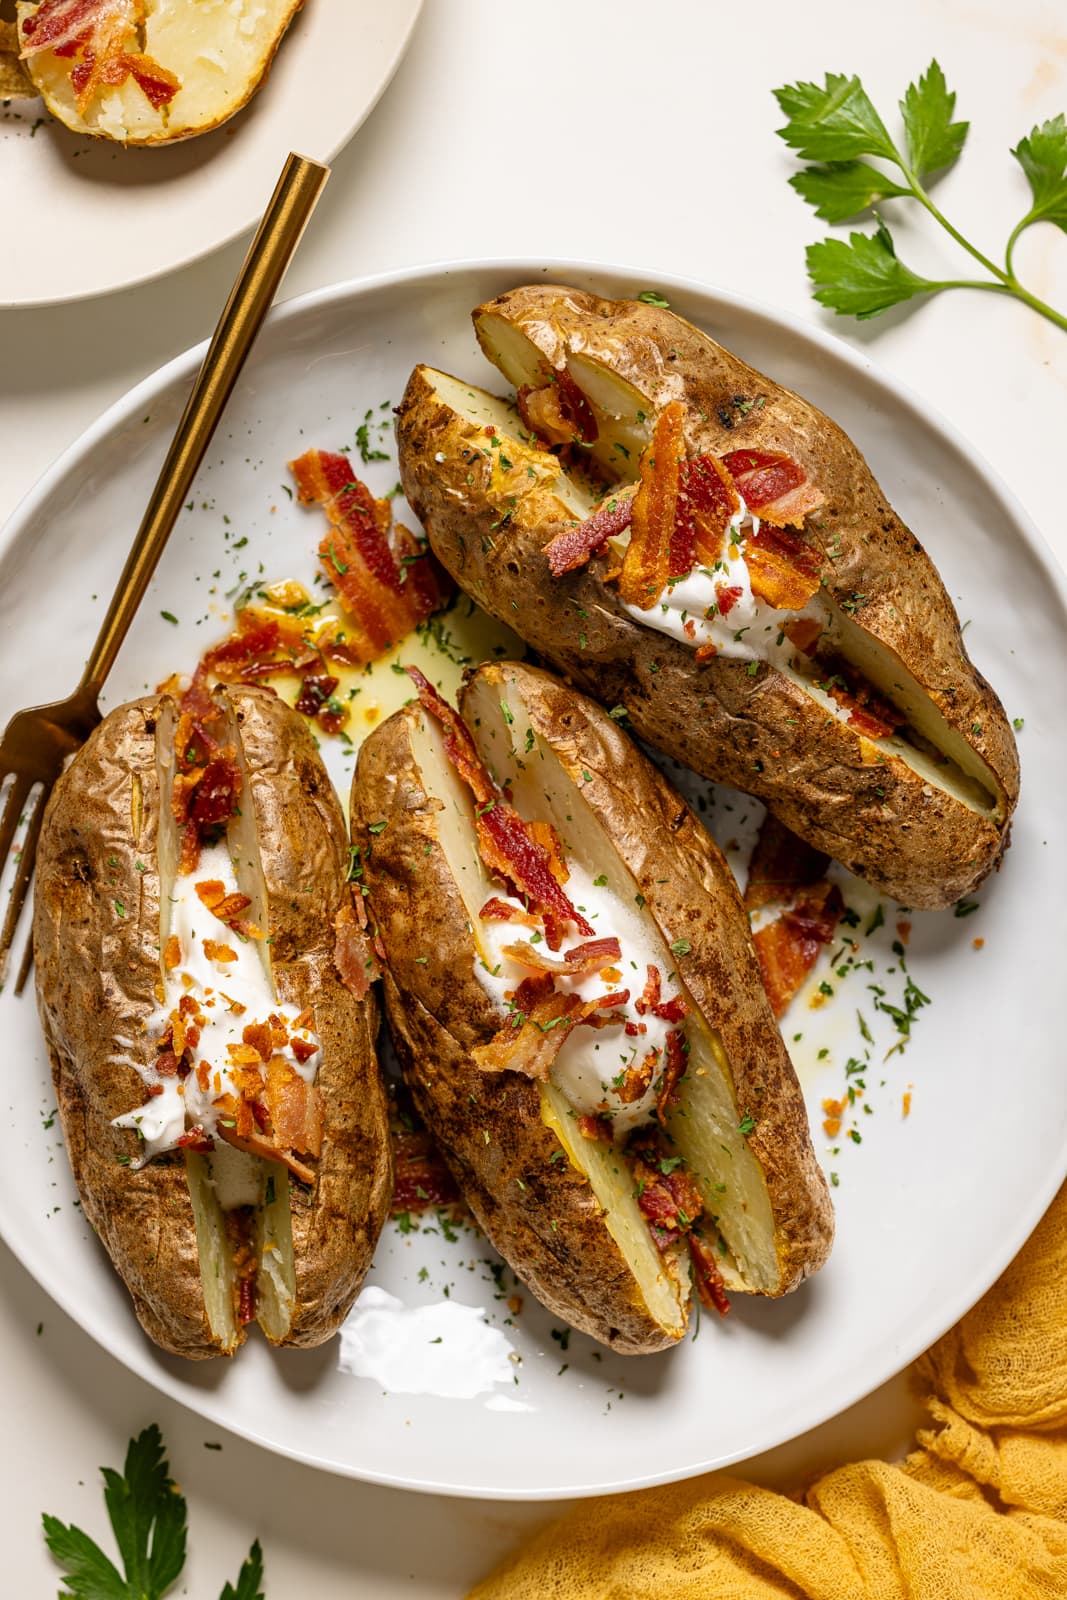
1 261 1065 1499
0 0 422 309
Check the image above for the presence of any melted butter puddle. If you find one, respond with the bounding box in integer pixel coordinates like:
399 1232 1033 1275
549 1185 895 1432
338 1287 531 1405
246 593 524 756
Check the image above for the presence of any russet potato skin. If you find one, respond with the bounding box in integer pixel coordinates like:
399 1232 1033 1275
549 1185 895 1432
33 687 390 1359
353 663 833 1350
395 286 1019 910
352 700 685 1355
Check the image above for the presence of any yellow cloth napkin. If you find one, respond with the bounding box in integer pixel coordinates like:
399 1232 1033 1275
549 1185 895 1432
469 1180 1067 1599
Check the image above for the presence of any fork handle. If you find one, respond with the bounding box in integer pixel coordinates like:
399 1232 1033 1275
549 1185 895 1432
78 152 329 700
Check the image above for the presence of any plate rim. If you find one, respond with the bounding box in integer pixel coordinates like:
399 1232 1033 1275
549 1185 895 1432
3 255 1066 1499
0 0 425 311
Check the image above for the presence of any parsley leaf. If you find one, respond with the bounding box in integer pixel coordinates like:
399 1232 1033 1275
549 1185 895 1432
775 73 897 164
806 221 939 318
899 60 968 179
44 1425 186 1600
1011 114 1067 233
40 1520 127 1599
220 1540 266 1600
790 161 907 223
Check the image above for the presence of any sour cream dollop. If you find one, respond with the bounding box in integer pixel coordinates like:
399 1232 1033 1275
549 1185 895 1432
112 840 320 1162
617 498 819 663
473 858 681 1135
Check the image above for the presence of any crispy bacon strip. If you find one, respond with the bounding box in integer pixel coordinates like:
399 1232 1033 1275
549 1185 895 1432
617 402 686 608
754 882 844 1019
577 1113 614 1143
500 942 575 975
407 668 594 945
21 0 180 113
212 1053 322 1185
616 1047 660 1105
290 451 449 655
744 814 831 912
168 703 241 877
406 665 495 804
689 1232 731 1316
565 936 622 966
176 1125 214 1154
744 523 822 611
334 898 378 999
517 369 598 447
478 897 541 928
478 801 598 950
721 449 824 528
472 988 585 1078
390 1123 461 1215
715 584 743 618
500 936 622 977
655 1029 688 1123
783 616 823 654
472 987 628 1080
673 455 740 574
19 0 118 53
636 964 661 1015
632 1148 704 1233
826 678 904 740
545 492 635 577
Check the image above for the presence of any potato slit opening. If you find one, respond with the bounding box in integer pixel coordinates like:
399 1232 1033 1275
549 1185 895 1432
220 695 297 1340
406 706 688 1335
154 694 297 1347
432 350 1003 821
463 670 786 1293
154 699 241 1352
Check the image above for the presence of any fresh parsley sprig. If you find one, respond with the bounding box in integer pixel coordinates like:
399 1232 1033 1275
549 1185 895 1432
43 1425 265 1600
773 62 1067 331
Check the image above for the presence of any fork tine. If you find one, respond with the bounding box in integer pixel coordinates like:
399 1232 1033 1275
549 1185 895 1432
0 771 32 883
0 779 43 989
13 932 34 998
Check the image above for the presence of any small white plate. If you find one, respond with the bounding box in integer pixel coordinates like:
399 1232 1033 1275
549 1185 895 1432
0 0 422 308
1 261 1065 1498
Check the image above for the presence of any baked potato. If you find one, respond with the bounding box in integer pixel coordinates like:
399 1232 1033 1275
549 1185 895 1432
394 285 1020 910
33 683 391 1359
352 660 833 1355
16 0 303 145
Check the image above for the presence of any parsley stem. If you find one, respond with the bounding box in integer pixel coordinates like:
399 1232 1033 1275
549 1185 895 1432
905 169 1067 334
901 167 1012 285
1004 214 1033 279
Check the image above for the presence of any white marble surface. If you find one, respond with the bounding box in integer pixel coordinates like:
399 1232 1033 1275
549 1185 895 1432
1 0 1064 1591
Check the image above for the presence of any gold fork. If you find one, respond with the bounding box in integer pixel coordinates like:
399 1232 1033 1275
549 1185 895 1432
0 151 329 994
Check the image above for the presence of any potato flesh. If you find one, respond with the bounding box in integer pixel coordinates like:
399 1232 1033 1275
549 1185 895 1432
423 370 596 522
18 0 298 143
430 355 1001 822
539 1082 686 1337
465 672 780 1295
153 695 296 1350
406 710 688 1335
224 701 298 1341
